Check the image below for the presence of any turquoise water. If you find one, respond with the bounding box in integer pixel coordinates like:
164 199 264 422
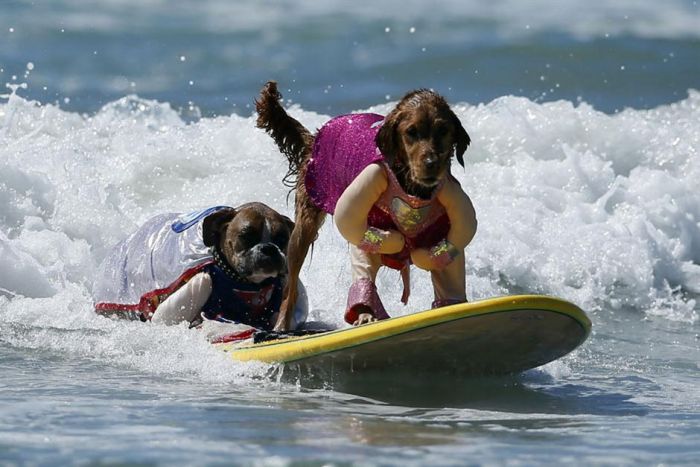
1 1 699 465
3 0 699 116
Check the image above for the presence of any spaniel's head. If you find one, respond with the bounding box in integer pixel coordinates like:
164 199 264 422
376 89 470 195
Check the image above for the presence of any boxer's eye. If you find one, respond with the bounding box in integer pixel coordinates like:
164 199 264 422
272 232 289 249
239 229 259 248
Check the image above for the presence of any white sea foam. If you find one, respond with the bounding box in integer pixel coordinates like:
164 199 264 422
1 85 698 379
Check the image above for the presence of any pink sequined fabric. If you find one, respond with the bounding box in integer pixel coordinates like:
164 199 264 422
372 166 447 238
429 239 459 269
305 113 385 214
344 278 390 324
358 226 389 254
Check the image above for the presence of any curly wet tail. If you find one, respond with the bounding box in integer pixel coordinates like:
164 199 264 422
255 81 313 189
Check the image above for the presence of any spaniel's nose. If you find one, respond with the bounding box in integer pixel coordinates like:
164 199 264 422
424 156 438 170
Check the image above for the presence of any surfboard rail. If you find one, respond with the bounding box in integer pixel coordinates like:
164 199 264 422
215 295 591 370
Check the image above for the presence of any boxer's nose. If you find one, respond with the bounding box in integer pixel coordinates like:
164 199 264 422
260 243 279 256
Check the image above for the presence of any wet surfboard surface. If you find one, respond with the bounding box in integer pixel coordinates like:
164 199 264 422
214 295 591 377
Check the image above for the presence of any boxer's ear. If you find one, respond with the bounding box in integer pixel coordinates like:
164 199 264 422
281 214 295 233
202 207 237 247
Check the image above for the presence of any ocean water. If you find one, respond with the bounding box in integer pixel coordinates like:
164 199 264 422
1 0 699 465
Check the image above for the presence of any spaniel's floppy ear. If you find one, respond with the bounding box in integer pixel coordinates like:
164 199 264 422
375 110 403 165
202 207 237 247
450 111 471 167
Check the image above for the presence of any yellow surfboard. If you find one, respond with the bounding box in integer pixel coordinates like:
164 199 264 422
214 295 591 376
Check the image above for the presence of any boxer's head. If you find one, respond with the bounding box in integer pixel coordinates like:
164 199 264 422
202 202 293 283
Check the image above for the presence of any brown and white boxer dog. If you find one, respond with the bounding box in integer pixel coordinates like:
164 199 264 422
93 202 308 338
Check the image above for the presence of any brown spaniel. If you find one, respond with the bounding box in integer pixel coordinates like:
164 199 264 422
256 81 476 330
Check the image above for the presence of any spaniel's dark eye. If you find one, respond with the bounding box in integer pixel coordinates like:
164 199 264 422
406 126 419 139
434 124 448 138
